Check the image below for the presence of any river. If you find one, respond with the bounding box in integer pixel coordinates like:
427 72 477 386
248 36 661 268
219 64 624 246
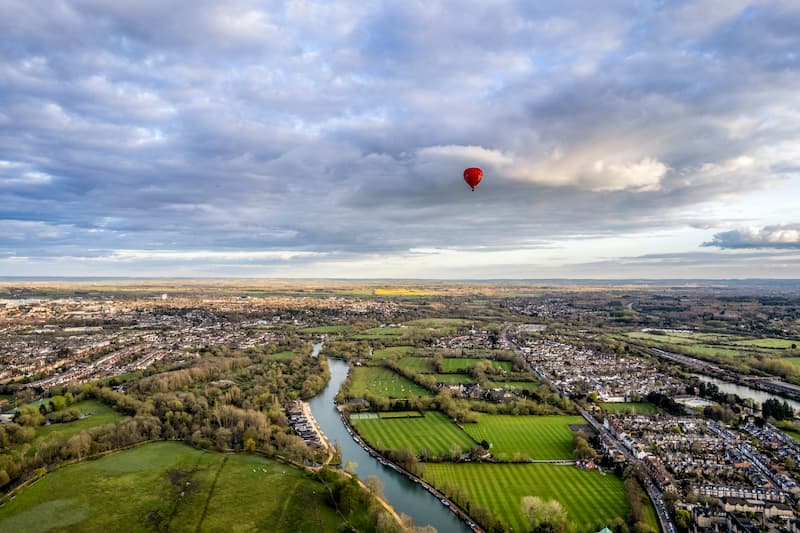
690 373 800 413
308 358 470 533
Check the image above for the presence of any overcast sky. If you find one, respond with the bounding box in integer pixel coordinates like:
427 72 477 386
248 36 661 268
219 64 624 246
1 1 799 278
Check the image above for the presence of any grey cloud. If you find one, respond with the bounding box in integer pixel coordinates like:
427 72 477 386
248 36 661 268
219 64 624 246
0 1 799 274
704 225 800 249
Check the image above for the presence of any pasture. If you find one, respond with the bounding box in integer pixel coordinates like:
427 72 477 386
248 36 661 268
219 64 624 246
351 410 474 456
440 358 513 373
353 326 406 340
425 463 629 532
462 415 584 460
733 338 799 349
396 357 433 374
348 367 432 398
32 400 124 450
0 442 344 533
371 346 414 360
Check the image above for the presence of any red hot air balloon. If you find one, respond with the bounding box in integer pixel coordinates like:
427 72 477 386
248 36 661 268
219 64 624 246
463 167 483 191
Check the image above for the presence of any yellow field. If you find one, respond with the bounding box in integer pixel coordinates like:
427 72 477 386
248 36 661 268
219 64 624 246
374 288 431 296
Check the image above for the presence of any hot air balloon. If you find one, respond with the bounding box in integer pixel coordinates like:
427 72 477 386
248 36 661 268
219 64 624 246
463 167 483 191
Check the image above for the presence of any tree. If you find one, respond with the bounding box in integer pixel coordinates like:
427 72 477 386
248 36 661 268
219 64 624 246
674 509 691 532
365 475 384 498
344 460 359 476
521 496 572 532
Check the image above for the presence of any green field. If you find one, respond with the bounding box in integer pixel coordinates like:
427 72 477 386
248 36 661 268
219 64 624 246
352 411 474 456
372 346 414 359
0 442 345 532
378 411 423 419
733 338 799 349
440 358 513 373
787 358 800 367
403 318 474 329
432 374 476 384
299 325 349 333
396 357 433 374
425 463 629 532
462 415 584 460
600 402 658 415
353 326 406 340
348 367 432 398
32 400 124 450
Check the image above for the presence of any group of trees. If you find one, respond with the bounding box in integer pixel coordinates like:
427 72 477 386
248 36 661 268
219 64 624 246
572 432 597 461
622 467 658 533
0 340 335 496
763 398 794 421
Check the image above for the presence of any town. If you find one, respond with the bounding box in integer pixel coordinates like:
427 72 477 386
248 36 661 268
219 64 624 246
3 281 800 533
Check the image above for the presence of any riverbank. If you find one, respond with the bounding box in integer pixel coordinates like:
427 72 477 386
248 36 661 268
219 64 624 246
308 358 473 533
335 403 483 533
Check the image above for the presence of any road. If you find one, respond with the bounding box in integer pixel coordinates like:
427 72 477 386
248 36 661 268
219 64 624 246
580 409 676 533
507 327 677 533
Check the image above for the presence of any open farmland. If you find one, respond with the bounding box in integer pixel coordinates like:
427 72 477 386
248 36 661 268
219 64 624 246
351 410 475 456
0 442 344 533
462 415 583 460
425 463 630 532
348 367 432 398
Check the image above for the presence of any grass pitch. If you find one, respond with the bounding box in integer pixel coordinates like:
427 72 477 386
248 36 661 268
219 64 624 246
425 462 628 532
0 442 344 533
351 410 474 456
461 414 584 460
348 367 432 398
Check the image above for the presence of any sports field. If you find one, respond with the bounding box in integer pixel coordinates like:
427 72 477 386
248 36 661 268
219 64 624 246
462 414 584 459
425 463 628 532
0 442 344 533
348 367 432 398
351 410 474 456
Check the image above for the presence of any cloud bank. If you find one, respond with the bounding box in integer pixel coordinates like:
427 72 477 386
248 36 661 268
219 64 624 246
0 1 799 276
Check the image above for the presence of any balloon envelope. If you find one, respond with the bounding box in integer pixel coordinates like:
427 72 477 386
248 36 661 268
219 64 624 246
463 167 483 190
